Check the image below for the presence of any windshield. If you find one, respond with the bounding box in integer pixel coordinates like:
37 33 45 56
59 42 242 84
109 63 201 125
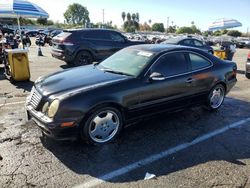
98 48 154 77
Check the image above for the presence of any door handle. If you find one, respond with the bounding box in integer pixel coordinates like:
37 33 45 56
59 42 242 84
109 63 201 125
186 78 194 83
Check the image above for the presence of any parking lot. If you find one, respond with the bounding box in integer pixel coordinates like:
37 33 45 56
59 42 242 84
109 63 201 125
0 41 250 188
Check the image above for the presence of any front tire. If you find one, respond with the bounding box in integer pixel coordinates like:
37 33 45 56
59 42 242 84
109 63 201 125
81 107 123 145
246 72 250 79
206 84 225 111
74 51 93 66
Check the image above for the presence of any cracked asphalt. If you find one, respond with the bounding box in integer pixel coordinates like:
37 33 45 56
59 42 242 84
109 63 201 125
0 41 250 188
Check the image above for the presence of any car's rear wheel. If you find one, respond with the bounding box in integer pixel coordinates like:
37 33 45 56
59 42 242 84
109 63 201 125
206 84 225 111
246 72 250 79
74 51 93 66
81 107 123 145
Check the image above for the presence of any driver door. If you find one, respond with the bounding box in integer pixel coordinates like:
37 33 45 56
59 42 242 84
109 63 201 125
137 51 194 115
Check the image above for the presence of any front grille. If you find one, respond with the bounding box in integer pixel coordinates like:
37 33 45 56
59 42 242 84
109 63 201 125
28 87 42 109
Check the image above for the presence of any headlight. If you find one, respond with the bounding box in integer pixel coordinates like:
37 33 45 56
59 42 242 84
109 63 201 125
48 99 60 118
42 102 49 113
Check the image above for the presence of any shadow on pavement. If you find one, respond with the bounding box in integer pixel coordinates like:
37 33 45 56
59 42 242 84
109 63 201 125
41 97 250 184
237 70 246 75
0 66 5 81
13 80 34 92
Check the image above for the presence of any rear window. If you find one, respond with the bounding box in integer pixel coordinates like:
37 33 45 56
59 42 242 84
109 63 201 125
55 32 72 39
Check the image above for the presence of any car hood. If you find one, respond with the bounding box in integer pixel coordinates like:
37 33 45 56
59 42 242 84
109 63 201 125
35 65 129 97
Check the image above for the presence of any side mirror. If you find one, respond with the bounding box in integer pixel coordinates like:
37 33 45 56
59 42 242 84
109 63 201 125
92 61 99 65
149 72 165 81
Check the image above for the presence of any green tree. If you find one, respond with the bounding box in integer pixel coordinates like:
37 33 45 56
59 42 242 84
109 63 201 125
221 29 228 35
37 18 47 25
140 22 151 31
132 13 136 22
227 30 242 37
64 3 90 25
122 12 126 22
127 13 131 22
191 25 201 34
176 26 193 34
167 25 176 33
148 19 152 25
152 23 165 32
136 13 140 22
213 30 222 36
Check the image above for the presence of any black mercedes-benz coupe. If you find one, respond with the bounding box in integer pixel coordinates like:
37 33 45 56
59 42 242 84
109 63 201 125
26 44 237 145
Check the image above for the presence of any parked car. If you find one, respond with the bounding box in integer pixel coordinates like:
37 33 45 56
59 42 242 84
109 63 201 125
162 36 214 54
50 29 63 38
25 30 39 37
51 29 146 66
26 44 237 145
246 52 250 79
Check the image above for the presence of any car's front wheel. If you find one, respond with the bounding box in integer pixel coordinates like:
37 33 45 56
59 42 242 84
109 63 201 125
246 72 250 79
81 107 123 145
74 51 93 66
206 84 225 111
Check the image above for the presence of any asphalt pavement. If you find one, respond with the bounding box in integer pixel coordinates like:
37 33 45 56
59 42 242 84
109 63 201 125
0 42 250 188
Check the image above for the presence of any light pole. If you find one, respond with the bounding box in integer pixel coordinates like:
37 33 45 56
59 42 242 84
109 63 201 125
166 17 169 34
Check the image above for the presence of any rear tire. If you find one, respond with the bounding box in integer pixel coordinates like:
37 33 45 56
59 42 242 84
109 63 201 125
206 84 225 111
246 73 250 79
80 106 123 145
74 51 93 66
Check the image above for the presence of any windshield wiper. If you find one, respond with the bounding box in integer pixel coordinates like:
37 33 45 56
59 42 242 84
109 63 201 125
101 68 133 76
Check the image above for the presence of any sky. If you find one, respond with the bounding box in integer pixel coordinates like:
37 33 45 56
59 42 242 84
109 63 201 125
29 0 250 32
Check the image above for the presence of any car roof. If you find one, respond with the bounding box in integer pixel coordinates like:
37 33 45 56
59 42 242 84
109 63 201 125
64 28 120 33
163 36 201 44
127 44 198 54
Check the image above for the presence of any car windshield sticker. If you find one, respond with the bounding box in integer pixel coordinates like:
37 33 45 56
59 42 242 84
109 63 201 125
137 51 153 57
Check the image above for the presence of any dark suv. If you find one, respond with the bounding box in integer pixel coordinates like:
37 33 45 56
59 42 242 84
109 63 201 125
51 29 146 66
162 36 214 54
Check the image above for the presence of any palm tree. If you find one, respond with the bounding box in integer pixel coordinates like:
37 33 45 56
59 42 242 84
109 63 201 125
122 12 126 22
136 13 140 23
127 13 131 22
132 13 136 22
149 19 152 25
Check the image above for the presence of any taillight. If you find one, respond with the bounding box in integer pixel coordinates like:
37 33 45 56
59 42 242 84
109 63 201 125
58 38 74 46
62 39 74 46
247 53 250 59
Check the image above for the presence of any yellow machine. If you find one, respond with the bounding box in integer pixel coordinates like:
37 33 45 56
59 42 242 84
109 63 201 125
4 49 30 82
214 49 227 60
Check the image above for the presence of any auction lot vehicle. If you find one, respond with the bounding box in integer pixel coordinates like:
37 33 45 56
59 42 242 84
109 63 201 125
51 29 146 66
246 52 250 79
27 44 237 145
162 36 214 54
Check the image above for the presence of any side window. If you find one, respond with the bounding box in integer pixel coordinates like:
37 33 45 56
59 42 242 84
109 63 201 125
181 40 193 46
81 31 110 40
109 32 125 42
193 40 203 47
189 53 212 71
152 52 189 77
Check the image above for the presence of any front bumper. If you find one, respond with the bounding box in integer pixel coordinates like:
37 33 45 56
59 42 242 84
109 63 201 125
26 104 79 140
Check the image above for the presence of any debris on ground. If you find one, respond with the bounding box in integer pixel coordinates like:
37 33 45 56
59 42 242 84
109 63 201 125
144 172 156 180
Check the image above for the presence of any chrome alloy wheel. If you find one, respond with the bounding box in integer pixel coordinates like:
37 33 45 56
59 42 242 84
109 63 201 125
89 110 120 143
209 85 225 109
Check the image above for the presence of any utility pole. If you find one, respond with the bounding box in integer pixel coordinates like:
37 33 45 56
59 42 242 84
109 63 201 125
102 9 105 26
166 17 169 34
